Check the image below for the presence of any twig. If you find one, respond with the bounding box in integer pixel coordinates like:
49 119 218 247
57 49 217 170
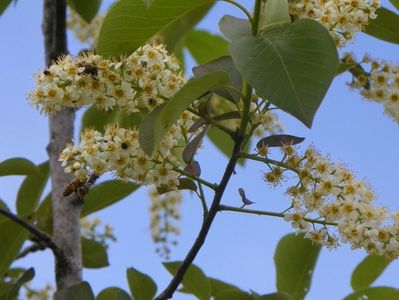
197 182 208 219
219 205 338 226
0 208 68 264
16 243 47 260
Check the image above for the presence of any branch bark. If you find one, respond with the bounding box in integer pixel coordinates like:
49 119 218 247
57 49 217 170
43 0 82 290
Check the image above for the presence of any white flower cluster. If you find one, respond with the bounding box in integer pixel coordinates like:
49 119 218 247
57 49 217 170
80 217 116 247
348 54 399 124
67 8 104 47
59 115 195 189
288 0 380 47
149 188 182 259
28 44 186 115
263 145 399 259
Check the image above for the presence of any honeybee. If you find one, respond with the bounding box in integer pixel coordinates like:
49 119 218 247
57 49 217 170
63 179 86 197
43 70 51 76
77 62 100 80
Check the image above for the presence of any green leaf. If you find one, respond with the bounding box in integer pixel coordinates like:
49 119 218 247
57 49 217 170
389 0 399 11
229 19 338 127
97 0 214 56
215 290 253 300
97 287 132 300
126 267 157 300
139 71 229 156
364 7 399 44
209 278 240 297
219 15 251 41
157 5 213 52
259 0 290 31
0 200 10 225
35 193 52 234
82 238 109 269
163 262 211 300
0 219 29 277
0 158 38 177
54 282 95 300
185 30 229 64
16 162 49 216
344 287 399 300
67 0 101 23
257 293 292 300
0 0 13 15
274 233 321 300
193 56 242 102
0 268 35 300
81 181 140 217
351 254 392 291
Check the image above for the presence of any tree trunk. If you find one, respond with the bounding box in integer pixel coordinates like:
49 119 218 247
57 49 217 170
43 0 82 290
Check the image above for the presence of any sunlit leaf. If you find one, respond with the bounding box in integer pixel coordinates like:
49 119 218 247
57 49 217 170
67 0 101 23
344 287 399 300
0 158 38 177
126 268 157 300
163 262 211 300
209 278 240 297
185 30 229 64
139 71 229 156
274 233 321 300
54 282 95 300
81 181 140 217
16 162 49 216
97 0 214 56
229 19 338 127
364 7 399 44
82 238 109 269
351 254 392 291
97 287 132 300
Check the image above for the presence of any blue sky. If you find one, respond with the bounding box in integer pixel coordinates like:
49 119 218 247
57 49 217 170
0 0 399 299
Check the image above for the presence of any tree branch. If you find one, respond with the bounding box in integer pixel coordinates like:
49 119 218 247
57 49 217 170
16 243 47 260
0 208 68 264
155 134 244 300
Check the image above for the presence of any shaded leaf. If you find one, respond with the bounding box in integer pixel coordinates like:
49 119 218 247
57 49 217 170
183 128 208 163
0 268 35 299
81 181 140 217
274 233 321 300
184 160 202 177
185 30 229 64
229 19 338 127
97 287 132 300
139 71 229 156
54 282 95 300
126 267 157 300
213 111 241 121
351 254 392 291
67 0 101 23
344 287 399 300
259 0 290 31
336 62 355 76
82 238 109 269
0 200 10 224
215 289 253 300
189 119 208 132
0 158 38 177
257 293 292 300
364 7 399 44
0 219 29 277
157 178 197 195
97 0 214 56
193 56 242 102
35 193 52 234
256 135 304 149
163 262 211 300
219 15 251 41
16 162 49 216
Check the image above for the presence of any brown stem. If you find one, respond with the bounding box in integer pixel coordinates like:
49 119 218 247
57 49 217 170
43 0 82 290
16 243 47 260
0 208 67 265
155 134 244 300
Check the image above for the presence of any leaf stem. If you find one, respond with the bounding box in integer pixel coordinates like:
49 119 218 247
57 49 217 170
219 0 253 22
171 165 218 191
219 205 338 226
252 0 263 36
197 182 209 219
187 108 236 137
239 152 299 173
